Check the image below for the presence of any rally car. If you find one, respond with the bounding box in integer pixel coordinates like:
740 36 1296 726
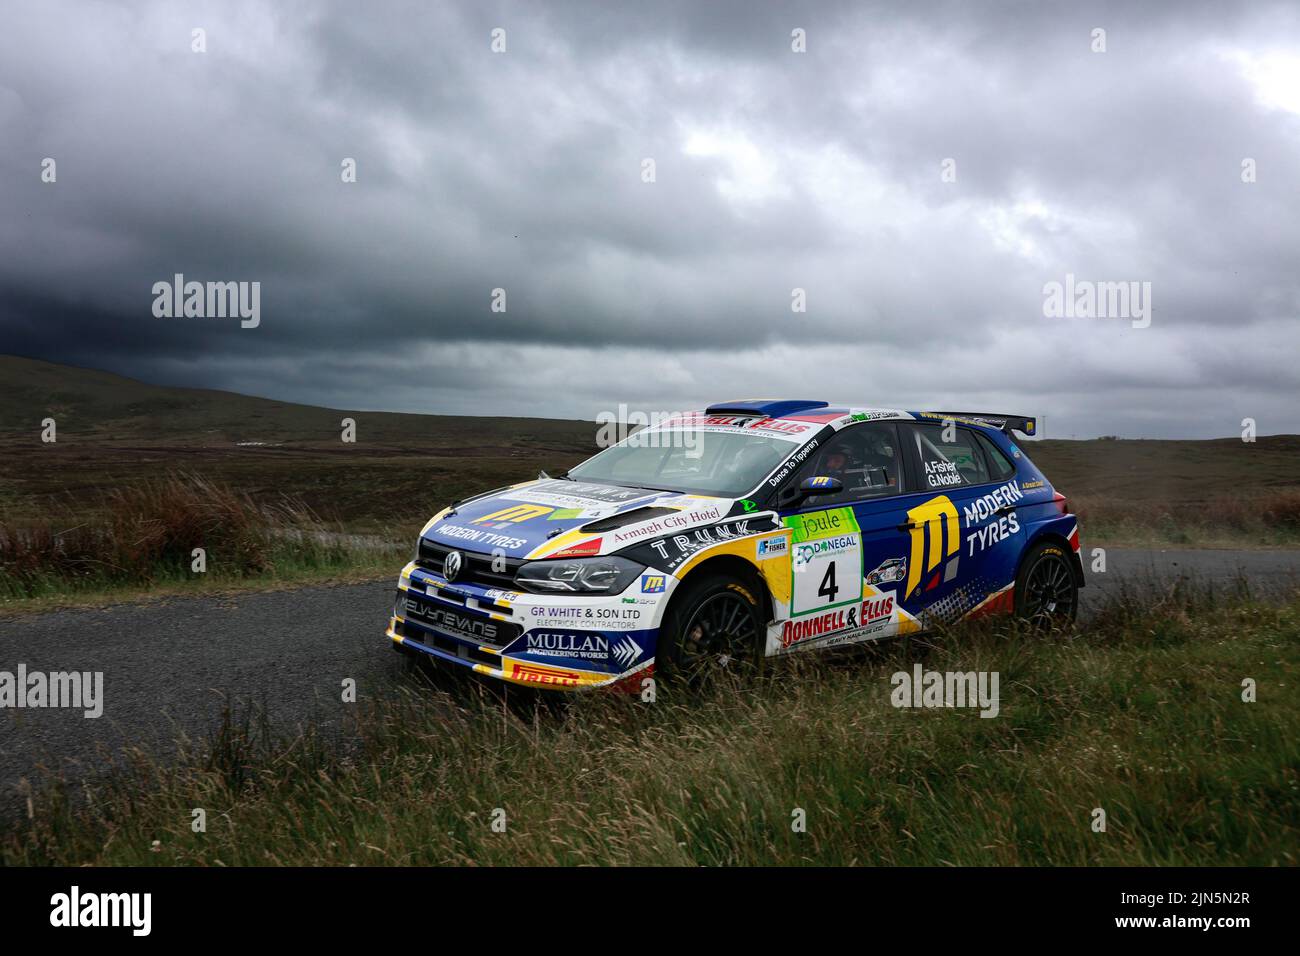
387 401 1084 690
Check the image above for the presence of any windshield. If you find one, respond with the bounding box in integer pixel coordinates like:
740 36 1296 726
567 428 803 498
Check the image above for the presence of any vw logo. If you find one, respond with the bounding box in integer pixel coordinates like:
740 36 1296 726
443 550 463 582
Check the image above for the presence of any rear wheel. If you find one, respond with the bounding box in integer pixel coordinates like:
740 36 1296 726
657 573 765 682
1014 540 1079 627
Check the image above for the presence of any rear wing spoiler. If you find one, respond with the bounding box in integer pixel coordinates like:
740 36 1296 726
923 411 1038 437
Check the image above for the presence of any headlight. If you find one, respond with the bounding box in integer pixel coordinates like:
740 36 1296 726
514 556 643 594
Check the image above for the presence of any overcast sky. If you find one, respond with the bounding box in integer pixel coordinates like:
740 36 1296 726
1 0 1298 438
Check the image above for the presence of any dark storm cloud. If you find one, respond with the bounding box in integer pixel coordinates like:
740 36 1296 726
1 0 1297 436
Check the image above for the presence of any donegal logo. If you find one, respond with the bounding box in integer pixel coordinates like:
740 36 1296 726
904 495 960 598
473 503 553 524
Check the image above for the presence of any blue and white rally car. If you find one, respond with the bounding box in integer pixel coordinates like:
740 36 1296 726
387 401 1084 690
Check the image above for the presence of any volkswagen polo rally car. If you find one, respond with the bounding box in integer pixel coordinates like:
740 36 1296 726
387 401 1084 690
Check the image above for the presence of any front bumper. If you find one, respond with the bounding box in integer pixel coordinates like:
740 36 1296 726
388 561 667 691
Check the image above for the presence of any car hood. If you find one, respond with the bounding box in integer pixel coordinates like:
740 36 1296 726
420 478 741 561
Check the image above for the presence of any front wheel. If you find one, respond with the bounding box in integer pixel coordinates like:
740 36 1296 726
656 573 765 682
1013 540 1079 628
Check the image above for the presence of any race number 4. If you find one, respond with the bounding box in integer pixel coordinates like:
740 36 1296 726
791 533 862 615
819 563 838 602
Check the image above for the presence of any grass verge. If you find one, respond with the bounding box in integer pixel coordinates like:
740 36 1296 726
0 473 406 609
3 583 1297 866
1074 490 1300 548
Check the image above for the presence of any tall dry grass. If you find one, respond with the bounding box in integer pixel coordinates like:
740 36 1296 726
1073 489 1300 546
0 473 383 598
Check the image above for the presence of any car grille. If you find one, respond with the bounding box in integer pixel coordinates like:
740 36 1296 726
396 618 509 666
400 592 521 649
416 540 523 590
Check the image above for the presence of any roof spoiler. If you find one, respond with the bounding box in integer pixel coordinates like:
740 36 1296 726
925 411 1038 437
704 400 829 418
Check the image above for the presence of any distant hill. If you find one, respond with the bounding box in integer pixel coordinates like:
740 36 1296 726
1032 434 1300 507
0 355 594 454
1 355 1296 516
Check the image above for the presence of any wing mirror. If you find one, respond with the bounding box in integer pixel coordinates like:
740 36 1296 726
780 475 843 507
801 475 843 495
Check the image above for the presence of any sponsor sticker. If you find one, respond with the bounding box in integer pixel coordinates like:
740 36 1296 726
756 535 789 559
781 595 894 648
526 604 642 628
845 409 908 423
507 660 582 687
961 480 1025 526
546 537 603 559
923 459 964 488
473 503 553 525
904 495 960 599
610 503 729 546
789 528 863 616
784 507 860 542
504 480 651 511
434 522 527 551
640 573 667 593
638 516 775 572
656 414 815 442
766 437 821 488
966 512 1021 556
611 636 642 669
525 631 610 660
405 597 504 644
866 557 906 586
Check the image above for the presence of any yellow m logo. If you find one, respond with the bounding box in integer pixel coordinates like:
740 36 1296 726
473 504 553 524
905 495 960 598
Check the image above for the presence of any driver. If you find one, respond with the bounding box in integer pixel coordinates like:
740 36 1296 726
815 434 897 494
816 441 862 487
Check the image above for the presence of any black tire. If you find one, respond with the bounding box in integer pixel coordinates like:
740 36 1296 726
1013 540 1079 627
656 572 766 682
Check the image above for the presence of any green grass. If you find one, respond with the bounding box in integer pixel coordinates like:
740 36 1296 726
5 585 1297 866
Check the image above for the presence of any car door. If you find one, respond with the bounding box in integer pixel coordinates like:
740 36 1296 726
896 422 1027 622
772 422 913 653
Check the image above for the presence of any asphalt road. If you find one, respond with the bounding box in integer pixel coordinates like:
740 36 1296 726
1 548 1296 811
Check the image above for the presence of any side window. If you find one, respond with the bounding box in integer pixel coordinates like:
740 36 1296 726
794 423 903 506
909 424 991 490
973 431 1017 481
